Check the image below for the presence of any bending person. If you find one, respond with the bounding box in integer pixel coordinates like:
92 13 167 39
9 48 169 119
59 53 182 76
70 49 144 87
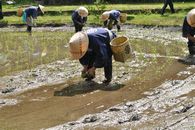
72 6 88 33
101 10 121 32
182 9 195 62
23 5 44 33
69 27 117 84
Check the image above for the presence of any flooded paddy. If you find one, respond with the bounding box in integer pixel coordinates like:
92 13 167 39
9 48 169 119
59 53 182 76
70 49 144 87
0 25 195 130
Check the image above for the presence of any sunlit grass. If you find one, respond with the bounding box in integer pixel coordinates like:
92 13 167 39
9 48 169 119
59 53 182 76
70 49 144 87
2 2 195 12
2 10 187 26
1 2 194 26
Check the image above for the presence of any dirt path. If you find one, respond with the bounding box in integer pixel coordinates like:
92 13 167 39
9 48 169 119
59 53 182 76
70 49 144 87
0 25 194 130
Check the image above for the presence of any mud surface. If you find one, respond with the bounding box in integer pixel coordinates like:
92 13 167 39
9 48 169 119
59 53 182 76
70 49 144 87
1 25 195 130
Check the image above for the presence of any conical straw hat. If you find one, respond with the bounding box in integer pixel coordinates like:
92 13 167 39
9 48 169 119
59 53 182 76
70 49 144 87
69 32 89 60
38 4 45 14
100 11 110 21
77 6 88 17
187 8 195 27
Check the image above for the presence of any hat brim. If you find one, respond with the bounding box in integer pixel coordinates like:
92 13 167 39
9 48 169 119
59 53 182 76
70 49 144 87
187 9 195 27
69 32 89 60
38 5 44 14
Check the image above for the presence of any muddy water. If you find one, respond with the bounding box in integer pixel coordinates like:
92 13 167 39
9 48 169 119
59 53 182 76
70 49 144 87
0 25 192 130
0 58 186 130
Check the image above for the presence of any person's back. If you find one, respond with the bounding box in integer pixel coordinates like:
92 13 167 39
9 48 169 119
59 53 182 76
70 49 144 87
85 28 114 61
25 6 38 18
109 10 120 21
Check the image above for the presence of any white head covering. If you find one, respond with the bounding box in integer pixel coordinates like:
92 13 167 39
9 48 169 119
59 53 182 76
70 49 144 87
100 11 110 21
38 4 45 14
187 8 195 27
69 32 89 60
77 6 88 17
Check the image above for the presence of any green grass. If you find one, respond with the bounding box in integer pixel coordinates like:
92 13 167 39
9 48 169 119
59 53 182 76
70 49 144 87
128 12 186 26
1 2 193 26
2 2 195 12
2 10 186 26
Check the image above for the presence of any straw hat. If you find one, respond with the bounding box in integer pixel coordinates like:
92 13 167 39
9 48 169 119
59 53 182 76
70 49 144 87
38 5 45 14
100 11 110 21
69 32 89 60
187 8 195 27
77 6 88 17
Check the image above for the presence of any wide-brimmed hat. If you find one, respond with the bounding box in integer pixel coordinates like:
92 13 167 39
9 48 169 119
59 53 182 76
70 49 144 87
69 32 89 60
38 4 45 14
100 11 110 21
187 8 195 27
77 6 88 17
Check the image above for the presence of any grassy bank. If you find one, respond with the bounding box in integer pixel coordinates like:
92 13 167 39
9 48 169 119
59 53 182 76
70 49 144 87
1 2 194 26
1 10 187 26
2 2 194 12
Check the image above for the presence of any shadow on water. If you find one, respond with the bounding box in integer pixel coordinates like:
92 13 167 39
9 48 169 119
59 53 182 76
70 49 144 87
177 57 195 65
54 81 124 96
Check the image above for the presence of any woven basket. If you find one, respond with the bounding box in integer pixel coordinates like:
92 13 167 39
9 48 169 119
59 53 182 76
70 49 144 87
110 36 132 62
120 13 127 23
17 7 23 17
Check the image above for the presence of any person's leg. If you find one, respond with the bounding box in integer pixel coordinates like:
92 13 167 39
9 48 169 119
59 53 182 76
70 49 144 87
108 19 113 30
168 0 175 13
26 17 33 33
103 20 108 27
78 25 83 32
79 54 95 81
114 20 121 31
188 46 195 56
27 26 32 33
161 0 168 15
74 24 79 32
103 58 112 84
75 24 83 32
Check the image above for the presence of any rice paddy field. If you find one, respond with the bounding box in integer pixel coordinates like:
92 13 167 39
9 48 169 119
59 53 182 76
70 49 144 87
1 2 195 130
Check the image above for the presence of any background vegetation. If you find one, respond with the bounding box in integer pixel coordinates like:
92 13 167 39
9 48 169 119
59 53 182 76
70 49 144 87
1 0 194 5
1 2 194 26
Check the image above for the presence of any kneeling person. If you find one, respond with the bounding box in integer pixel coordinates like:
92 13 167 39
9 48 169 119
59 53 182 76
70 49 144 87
69 28 116 84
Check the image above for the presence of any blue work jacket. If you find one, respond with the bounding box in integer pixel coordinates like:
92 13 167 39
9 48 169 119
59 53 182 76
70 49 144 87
79 28 116 68
72 10 87 25
25 6 38 19
109 10 120 21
